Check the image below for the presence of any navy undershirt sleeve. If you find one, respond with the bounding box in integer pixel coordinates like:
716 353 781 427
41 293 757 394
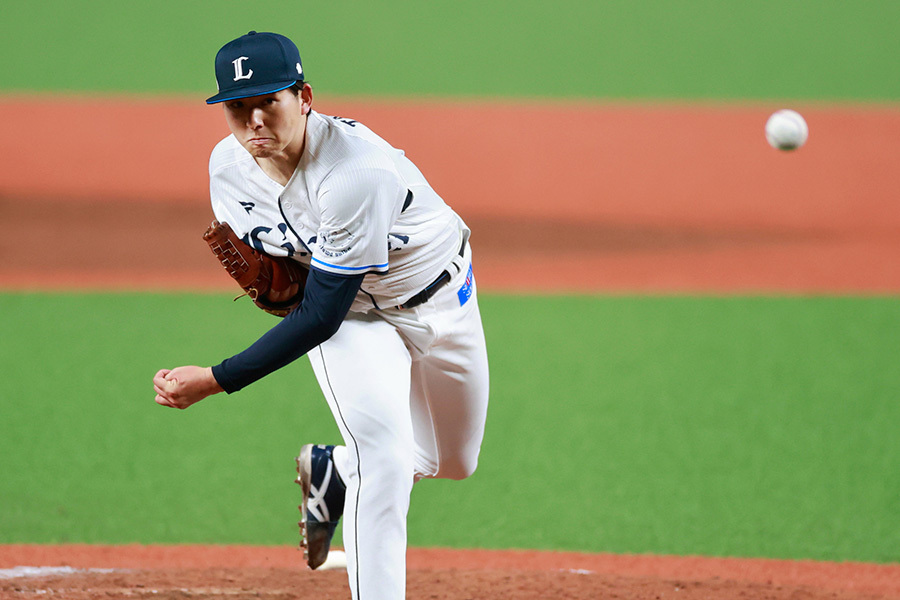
211 268 365 394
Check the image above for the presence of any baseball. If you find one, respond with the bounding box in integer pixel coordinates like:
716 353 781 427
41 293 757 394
765 109 808 151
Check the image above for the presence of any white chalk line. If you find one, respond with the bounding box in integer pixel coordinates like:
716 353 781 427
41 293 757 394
0 566 120 580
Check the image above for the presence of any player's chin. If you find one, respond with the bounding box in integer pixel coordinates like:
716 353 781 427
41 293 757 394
249 148 276 160
245 140 276 157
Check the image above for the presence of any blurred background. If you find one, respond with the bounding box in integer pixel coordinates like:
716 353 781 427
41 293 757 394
1 1 898 563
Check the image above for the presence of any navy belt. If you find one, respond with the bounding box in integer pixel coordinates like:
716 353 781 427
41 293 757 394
397 237 466 310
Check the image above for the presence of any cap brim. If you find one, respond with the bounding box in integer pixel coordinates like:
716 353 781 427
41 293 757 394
206 80 298 104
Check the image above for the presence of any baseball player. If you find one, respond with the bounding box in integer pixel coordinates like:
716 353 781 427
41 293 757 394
152 31 490 600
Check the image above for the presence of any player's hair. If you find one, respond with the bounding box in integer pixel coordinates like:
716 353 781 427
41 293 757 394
288 82 310 95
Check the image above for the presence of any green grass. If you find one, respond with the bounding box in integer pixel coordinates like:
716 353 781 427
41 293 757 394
1 292 897 562
2 1 899 101
0 292 340 544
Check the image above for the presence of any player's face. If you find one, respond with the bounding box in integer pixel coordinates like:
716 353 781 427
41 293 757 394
222 87 312 160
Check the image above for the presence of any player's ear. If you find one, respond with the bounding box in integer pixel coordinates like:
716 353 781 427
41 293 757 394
300 83 313 115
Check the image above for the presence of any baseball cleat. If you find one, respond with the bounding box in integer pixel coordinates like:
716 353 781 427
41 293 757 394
295 444 346 570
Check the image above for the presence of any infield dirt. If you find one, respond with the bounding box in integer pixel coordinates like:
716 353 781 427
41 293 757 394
1 96 898 293
2 545 899 600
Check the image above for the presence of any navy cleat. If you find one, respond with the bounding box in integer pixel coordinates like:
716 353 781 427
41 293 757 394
295 444 346 569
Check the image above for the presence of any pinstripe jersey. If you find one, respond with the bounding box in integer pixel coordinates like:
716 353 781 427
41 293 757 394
209 110 467 311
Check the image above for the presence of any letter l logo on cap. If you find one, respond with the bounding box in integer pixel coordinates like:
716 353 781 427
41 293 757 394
232 56 253 81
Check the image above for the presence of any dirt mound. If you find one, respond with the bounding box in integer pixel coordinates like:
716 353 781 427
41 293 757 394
1 545 897 600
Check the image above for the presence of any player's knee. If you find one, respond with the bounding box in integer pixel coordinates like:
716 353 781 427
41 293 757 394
362 442 417 484
438 454 479 481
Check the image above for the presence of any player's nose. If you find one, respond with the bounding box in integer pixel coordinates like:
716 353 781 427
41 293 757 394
248 108 265 128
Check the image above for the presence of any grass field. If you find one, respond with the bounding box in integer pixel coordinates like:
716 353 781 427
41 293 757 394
1 292 897 563
3 1 900 101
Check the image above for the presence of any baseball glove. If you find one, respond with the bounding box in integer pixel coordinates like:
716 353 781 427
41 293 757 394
203 220 307 317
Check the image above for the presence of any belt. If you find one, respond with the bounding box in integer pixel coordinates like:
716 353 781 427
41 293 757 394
397 237 466 310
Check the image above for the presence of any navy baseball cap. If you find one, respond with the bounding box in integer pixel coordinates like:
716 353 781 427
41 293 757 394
206 31 304 104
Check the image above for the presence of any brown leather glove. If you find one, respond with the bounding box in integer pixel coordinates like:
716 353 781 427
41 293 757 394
203 220 307 317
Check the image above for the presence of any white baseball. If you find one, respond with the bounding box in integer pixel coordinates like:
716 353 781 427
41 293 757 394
765 109 808 151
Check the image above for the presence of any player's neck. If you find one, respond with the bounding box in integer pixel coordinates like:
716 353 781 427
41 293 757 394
256 155 299 186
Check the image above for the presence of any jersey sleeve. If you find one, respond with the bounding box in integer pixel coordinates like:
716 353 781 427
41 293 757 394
310 162 406 276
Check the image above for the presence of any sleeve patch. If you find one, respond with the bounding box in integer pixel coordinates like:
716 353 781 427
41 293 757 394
317 227 356 258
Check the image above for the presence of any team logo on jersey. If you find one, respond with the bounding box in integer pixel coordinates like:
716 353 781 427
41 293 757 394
317 227 355 258
236 223 303 258
240 226 272 253
232 56 253 81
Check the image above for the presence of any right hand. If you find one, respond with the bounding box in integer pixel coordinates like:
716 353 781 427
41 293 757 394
153 366 224 410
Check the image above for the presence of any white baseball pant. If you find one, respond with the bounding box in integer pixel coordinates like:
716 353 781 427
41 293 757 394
307 245 489 600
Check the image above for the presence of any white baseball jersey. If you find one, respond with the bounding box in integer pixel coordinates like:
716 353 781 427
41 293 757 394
209 111 468 311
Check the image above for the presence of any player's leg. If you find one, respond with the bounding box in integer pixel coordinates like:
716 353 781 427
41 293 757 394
408 256 490 481
307 311 415 600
